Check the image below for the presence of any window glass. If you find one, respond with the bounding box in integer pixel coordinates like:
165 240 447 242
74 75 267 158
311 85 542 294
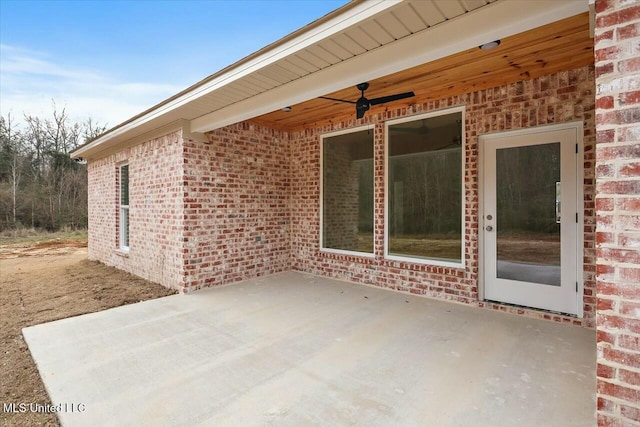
119 164 129 249
120 164 129 205
387 110 463 263
121 206 129 248
322 129 374 253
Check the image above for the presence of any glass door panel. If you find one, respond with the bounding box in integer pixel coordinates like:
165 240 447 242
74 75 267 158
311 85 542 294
496 143 561 286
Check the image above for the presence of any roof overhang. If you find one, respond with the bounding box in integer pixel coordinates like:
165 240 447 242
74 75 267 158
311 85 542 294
71 0 590 160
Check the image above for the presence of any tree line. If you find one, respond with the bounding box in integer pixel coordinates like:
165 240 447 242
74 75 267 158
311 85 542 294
496 143 560 234
386 148 462 237
0 105 107 231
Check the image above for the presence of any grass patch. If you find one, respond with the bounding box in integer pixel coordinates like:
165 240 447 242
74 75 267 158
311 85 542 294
0 228 88 246
389 236 461 261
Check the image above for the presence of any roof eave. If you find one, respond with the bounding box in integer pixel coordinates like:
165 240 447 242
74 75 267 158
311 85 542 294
71 0 590 160
70 0 397 159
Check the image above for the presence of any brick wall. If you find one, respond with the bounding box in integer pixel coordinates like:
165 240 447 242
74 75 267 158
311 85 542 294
87 130 186 290
87 66 597 327
594 0 640 424
180 122 291 291
290 65 596 327
87 123 290 292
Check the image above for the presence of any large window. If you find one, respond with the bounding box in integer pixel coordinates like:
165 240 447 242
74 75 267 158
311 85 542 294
119 164 130 250
321 127 374 255
386 108 464 265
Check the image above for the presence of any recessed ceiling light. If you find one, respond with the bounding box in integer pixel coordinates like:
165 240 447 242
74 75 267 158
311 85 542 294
281 106 292 112
479 40 501 50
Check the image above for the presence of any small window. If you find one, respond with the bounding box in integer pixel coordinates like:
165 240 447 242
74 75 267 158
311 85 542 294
321 127 374 255
386 108 464 265
119 164 129 250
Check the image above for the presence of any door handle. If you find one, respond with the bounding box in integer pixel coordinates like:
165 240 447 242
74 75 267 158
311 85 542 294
486 225 493 231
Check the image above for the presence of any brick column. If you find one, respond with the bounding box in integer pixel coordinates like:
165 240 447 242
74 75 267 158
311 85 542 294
594 0 640 425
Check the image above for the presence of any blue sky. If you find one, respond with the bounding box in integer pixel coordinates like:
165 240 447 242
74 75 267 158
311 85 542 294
0 0 347 127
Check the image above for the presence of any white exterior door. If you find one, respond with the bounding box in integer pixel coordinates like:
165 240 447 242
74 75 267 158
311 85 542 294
481 125 581 315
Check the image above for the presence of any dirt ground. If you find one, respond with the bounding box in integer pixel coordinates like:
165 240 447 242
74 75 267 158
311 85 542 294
0 239 176 427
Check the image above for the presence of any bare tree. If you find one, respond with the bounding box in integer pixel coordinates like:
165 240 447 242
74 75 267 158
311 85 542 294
83 117 108 142
0 103 107 231
0 114 25 225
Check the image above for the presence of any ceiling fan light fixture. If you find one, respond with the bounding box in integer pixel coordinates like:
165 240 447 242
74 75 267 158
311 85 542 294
479 40 501 50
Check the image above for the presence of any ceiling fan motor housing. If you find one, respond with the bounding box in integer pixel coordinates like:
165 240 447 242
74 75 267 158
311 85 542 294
356 97 370 119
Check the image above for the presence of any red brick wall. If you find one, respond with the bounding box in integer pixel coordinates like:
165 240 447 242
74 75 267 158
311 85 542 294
87 123 290 292
594 0 640 424
86 67 597 328
180 122 291 291
87 130 186 290
290 65 596 327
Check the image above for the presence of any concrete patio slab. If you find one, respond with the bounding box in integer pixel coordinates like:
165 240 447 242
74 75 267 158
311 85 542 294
23 272 596 427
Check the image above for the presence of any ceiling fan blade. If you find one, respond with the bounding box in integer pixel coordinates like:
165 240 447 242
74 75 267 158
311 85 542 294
318 96 356 104
369 91 415 106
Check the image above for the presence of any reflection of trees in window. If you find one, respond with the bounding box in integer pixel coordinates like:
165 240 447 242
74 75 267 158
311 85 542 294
387 110 463 263
496 143 560 235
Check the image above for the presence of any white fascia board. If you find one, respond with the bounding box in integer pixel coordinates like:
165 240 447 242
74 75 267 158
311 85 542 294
73 119 206 160
191 0 588 133
71 0 399 158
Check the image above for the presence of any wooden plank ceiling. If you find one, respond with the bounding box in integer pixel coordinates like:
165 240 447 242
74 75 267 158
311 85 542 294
250 13 593 131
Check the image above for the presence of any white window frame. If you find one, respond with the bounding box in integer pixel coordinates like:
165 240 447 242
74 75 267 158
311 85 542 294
119 163 130 251
384 106 466 268
319 124 375 258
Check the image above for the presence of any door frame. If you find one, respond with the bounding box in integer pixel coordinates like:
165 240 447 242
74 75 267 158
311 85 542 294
478 121 584 318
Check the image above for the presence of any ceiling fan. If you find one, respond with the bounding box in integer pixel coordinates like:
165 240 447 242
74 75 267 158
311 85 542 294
319 82 415 119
